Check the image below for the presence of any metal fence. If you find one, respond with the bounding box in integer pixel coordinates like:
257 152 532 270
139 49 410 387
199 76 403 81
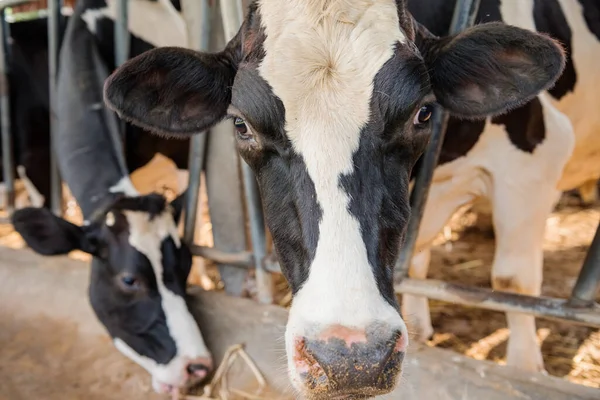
1 0 598 339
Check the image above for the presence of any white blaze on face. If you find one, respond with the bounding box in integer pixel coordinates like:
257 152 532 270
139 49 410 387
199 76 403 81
108 178 210 388
257 0 409 378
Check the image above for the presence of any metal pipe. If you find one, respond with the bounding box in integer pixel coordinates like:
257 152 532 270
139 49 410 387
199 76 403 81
184 134 207 244
114 0 129 150
181 0 210 244
219 0 273 303
241 161 272 304
47 0 63 216
394 0 480 281
569 220 600 307
189 245 600 327
0 9 14 214
114 0 129 67
189 245 253 267
395 278 600 328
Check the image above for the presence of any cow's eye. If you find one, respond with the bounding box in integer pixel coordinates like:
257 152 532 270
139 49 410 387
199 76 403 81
414 105 433 126
119 274 140 291
233 117 252 140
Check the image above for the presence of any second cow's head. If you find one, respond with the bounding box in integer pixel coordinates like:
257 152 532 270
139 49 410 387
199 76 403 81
104 0 565 398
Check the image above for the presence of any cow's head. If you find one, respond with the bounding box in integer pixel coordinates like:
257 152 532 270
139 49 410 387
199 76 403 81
11 190 212 395
103 0 565 397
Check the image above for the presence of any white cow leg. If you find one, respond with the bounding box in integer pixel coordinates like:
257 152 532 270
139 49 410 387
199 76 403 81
490 183 560 373
176 169 215 291
401 249 433 342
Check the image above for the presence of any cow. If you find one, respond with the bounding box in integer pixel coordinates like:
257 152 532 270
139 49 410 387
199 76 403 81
0 0 191 209
400 0 600 375
102 0 566 397
10 0 213 395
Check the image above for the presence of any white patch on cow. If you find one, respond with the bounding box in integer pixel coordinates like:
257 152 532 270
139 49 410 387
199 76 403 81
109 175 139 196
82 0 188 49
257 0 408 387
108 175 210 387
501 0 600 191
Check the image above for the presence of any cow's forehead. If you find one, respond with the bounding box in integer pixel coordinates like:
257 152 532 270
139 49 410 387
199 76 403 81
255 0 407 149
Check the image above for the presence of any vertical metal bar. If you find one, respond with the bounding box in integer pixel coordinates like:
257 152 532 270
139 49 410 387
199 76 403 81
48 0 63 216
219 0 273 304
114 0 129 149
569 221 600 307
394 0 480 281
114 0 129 67
182 0 210 244
0 9 14 214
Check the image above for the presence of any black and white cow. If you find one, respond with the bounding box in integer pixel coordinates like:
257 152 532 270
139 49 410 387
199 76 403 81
401 0 600 375
11 0 212 395
0 0 191 209
103 0 565 397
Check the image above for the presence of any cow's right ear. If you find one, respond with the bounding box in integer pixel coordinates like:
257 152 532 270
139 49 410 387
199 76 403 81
11 208 101 257
104 43 240 138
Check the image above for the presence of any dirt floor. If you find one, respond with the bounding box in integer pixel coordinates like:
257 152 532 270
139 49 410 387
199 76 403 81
422 194 600 389
2 155 599 392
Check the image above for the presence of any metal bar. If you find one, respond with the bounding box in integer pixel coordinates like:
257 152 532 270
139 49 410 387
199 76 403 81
241 161 272 304
394 0 481 281
219 0 273 304
569 220 600 307
0 9 14 214
114 0 129 67
184 134 207 243
47 0 62 216
395 278 600 328
189 245 253 268
114 0 129 149
182 0 211 245
192 246 600 327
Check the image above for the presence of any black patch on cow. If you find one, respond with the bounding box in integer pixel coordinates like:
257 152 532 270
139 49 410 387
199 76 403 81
577 0 600 40
231 64 319 293
534 0 577 100
161 236 192 296
491 97 546 153
89 255 178 365
341 44 430 307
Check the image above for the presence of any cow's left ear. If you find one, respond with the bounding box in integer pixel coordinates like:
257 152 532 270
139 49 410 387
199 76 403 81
415 21 565 119
104 31 242 137
11 208 101 256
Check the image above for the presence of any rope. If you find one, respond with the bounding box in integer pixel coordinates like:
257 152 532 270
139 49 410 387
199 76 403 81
176 344 271 400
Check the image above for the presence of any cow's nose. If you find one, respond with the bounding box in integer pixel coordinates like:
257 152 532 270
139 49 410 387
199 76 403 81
293 325 407 398
186 357 213 381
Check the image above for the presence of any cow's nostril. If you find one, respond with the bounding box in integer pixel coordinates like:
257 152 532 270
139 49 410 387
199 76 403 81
187 363 210 379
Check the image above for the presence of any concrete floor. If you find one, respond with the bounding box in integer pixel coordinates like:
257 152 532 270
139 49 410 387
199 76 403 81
0 247 598 400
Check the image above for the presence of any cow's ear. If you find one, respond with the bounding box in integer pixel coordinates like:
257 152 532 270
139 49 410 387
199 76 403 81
104 36 241 137
416 21 565 119
11 208 101 256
